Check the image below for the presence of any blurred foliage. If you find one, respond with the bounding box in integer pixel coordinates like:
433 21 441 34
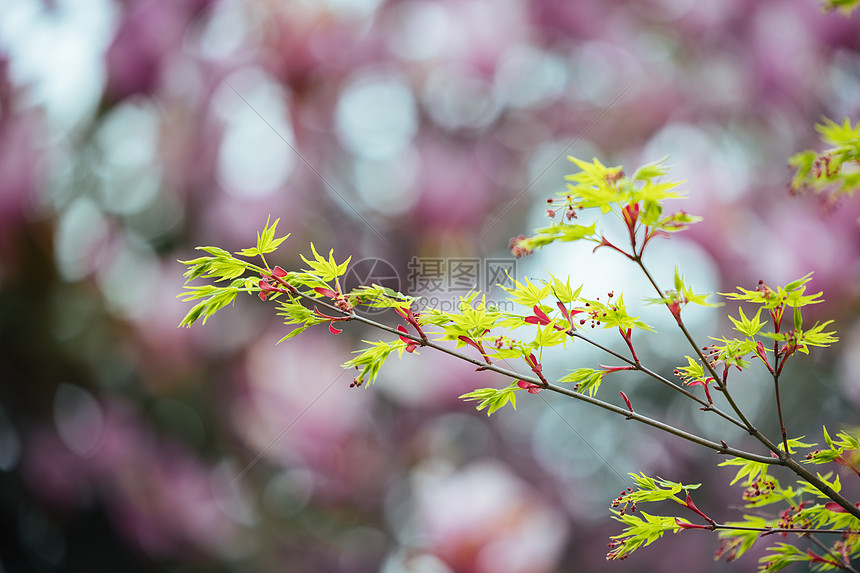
790 117 860 202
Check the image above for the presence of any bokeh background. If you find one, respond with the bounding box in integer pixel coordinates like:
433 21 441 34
2 0 860 571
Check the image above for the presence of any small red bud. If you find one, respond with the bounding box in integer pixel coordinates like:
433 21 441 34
517 380 542 394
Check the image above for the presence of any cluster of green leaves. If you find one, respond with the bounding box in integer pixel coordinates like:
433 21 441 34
669 273 834 395
566 156 683 215
607 511 681 561
178 244 258 327
609 435 860 570
643 270 848 569
665 273 835 410
180 218 432 387
715 440 860 571
179 217 399 334
511 157 701 257
458 267 657 408
647 267 721 311
238 156 714 417
722 272 838 358
790 117 860 200
807 427 860 474
724 272 823 312
178 217 289 327
606 474 702 561
426 293 506 347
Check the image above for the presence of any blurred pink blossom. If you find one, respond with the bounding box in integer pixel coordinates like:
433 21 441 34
232 329 382 500
412 460 569 573
23 399 238 558
105 0 218 101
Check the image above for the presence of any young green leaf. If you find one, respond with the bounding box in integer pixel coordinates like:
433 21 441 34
759 543 813 572
776 436 816 455
180 249 250 282
728 307 765 337
798 320 838 351
675 355 706 385
626 472 701 501
509 221 599 253
460 382 520 415
565 156 626 212
607 510 680 561
558 368 605 397
300 243 352 282
501 277 553 308
275 299 323 342
236 215 290 258
715 515 771 562
707 337 754 370
532 322 567 349
631 157 670 181
343 339 406 386
177 281 243 326
719 457 770 486
546 272 582 304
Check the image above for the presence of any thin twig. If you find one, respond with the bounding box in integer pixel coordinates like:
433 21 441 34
708 524 856 536
808 534 860 573
571 330 747 431
634 258 763 436
772 337 791 456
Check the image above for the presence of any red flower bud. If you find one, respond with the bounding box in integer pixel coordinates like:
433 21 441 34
675 518 710 531
667 300 682 322
517 380 542 394
619 391 633 419
314 287 339 298
397 325 418 353
622 203 640 229
524 305 552 326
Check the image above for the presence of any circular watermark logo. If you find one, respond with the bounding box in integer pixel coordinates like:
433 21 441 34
342 257 401 314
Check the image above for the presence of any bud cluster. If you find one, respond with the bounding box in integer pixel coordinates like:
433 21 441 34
577 294 616 329
741 477 776 501
508 235 532 258
545 196 581 221
776 502 809 534
610 487 637 516
606 539 630 561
